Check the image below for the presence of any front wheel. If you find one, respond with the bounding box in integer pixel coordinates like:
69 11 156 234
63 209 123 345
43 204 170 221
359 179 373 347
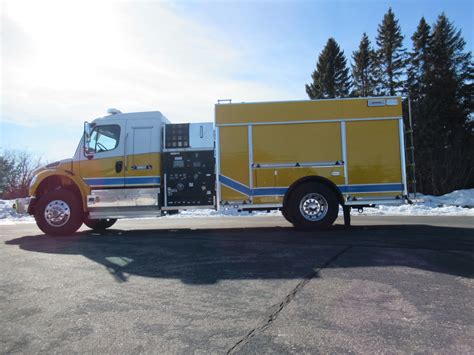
35 189 83 236
84 218 117 231
287 182 339 230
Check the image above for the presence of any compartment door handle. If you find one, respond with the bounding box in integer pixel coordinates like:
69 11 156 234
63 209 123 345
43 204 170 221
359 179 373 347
115 161 123 173
131 165 152 170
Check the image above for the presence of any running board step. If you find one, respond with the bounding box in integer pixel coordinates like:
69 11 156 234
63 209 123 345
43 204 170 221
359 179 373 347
88 207 161 219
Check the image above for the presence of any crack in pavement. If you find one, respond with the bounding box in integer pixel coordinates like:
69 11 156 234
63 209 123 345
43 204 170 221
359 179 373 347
226 245 353 354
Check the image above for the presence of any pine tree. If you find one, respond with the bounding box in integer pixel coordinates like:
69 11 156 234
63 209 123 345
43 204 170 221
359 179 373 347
375 8 406 95
409 14 473 194
406 17 431 101
351 33 377 97
406 17 433 194
424 13 473 194
306 38 351 99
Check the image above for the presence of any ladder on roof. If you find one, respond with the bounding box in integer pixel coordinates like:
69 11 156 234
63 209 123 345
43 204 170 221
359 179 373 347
405 98 417 200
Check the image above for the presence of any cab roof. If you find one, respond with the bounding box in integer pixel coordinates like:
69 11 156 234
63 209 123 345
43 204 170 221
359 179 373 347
93 111 171 124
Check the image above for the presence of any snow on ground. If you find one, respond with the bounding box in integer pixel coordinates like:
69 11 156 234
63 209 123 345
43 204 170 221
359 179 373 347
360 189 474 216
0 200 35 224
0 189 473 224
420 189 474 208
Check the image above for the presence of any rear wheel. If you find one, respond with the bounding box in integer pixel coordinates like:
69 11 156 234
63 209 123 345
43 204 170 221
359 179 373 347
84 218 117 231
281 206 294 224
287 182 339 230
35 189 83 236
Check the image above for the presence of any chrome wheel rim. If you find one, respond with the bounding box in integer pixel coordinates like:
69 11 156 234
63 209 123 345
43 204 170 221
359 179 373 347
44 200 71 227
299 193 328 221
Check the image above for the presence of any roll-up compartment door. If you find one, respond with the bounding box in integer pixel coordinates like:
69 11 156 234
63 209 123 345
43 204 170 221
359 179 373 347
346 120 402 186
252 122 343 188
253 122 342 165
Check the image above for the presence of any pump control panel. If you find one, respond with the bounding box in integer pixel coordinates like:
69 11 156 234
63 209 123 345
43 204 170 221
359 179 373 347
163 151 215 207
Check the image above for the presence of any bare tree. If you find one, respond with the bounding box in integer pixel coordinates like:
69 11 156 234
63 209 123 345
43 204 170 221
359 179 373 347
0 150 43 199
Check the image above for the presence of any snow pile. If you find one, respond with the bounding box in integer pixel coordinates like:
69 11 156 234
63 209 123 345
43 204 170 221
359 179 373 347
419 189 474 208
357 189 474 216
359 202 473 216
0 200 34 224
0 189 472 224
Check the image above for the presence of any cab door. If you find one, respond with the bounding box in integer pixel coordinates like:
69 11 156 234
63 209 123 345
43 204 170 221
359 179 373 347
124 119 161 187
79 122 125 188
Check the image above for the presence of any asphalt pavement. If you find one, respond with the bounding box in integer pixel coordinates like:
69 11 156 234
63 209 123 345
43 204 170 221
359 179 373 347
1 215 473 354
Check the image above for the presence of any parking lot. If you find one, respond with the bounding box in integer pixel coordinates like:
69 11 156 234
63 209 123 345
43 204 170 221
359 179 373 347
1 215 473 354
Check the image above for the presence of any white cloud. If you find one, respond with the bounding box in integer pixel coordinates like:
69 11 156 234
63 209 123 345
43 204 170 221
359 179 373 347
1 0 295 128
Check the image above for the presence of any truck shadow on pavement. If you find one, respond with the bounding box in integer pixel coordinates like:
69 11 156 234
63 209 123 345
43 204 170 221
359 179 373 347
6 224 474 284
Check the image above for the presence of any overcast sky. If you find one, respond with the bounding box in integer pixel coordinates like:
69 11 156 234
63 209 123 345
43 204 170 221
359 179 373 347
1 0 472 161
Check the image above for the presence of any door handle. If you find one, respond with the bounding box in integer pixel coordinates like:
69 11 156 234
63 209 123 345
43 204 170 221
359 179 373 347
115 161 123 173
131 165 152 170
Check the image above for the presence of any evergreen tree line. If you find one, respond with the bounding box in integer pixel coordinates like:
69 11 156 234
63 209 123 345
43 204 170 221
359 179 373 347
306 8 473 196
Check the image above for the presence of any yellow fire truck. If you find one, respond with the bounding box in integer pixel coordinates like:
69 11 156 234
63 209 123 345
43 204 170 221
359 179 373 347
22 97 408 235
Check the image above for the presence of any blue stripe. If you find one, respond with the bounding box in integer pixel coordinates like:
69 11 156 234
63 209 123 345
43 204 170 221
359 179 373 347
84 177 125 186
219 175 251 195
253 187 288 196
340 184 403 193
85 176 161 187
124 176 161 185
219 175 403 196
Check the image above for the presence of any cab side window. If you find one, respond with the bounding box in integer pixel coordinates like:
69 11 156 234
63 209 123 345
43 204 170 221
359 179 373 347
87 125 120 153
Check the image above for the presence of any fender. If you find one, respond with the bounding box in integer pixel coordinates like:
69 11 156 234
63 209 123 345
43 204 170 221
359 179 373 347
29 169 91 210
283 175 345 208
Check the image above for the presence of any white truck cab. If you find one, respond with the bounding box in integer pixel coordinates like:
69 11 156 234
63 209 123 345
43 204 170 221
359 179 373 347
27 109 215 235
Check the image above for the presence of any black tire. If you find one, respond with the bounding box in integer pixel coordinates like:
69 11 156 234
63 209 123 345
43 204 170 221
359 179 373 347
287 182 339 230
35 189 83 236
281 206 294 224
84 218 117 231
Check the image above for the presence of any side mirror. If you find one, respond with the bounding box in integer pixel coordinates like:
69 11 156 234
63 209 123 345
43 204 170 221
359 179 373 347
83 121 95 159
84 121 93 144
